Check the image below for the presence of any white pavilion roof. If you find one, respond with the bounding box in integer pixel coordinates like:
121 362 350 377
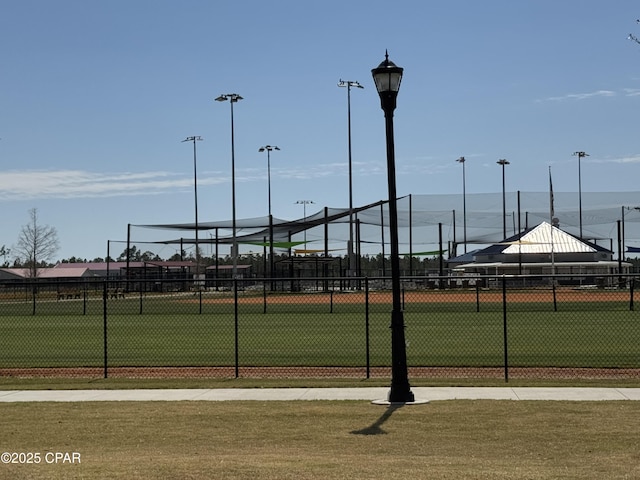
502 222 596 254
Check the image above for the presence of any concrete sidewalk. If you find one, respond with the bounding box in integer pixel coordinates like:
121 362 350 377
1 387 640 403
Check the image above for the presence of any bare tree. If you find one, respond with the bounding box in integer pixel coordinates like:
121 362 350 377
14 208 60 278
0 245 10 267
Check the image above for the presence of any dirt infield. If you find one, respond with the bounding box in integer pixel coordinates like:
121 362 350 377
2 366 639 380
178 288 634 305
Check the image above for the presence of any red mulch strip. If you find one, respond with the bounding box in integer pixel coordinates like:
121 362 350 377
1 366 638 380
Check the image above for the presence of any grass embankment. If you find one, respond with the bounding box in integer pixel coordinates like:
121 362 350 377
2 400 640 480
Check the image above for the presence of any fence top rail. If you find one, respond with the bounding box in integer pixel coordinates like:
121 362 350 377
1 273 638 288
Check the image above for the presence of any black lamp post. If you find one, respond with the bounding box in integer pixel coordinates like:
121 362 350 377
497 159 510 240
372 51 415 403
215 93 243 279
259 145 279 281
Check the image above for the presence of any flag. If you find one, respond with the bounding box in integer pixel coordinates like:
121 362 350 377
549 166 555 223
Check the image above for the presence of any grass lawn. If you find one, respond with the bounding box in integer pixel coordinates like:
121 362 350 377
0 286 638 394
1 294 639 370
2 400 640 479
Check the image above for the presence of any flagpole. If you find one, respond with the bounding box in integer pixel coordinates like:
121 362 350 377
549 166 556 278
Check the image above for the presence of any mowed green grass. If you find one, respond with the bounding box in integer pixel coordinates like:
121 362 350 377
1 292 639 369
2 400 640 480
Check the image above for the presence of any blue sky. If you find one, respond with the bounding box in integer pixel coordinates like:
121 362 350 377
1 0 639 262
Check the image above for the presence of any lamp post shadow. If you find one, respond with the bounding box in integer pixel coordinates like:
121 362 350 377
350 403 404 436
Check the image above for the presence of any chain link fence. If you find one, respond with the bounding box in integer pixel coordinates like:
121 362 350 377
1 274 638 382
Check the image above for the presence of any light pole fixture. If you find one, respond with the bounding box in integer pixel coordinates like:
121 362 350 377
456 156 467 253
497 159 510 240
182 136 203 278
338 79 364 279
215 93 243 279
259 145 280 281
295 200 314 246
573 151 589 239
371 51 415 404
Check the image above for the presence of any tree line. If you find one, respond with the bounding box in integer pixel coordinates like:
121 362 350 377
4 208 640 277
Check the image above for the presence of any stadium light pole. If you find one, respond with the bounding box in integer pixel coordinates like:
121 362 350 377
338 79 364 280
372 51 415 404
215 93 243 279
296 200 314 246
259 145 280 281
182 136 203 279
573 151 589 239
456 156 467 253
497 159 510 240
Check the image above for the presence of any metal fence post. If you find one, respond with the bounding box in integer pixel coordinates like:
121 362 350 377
234 277 239 378
329 291 334 314
103 280 108 379
502 275 509 383
82 282 87 316
365 277 370 379
631 278 635 312
263 280 267 314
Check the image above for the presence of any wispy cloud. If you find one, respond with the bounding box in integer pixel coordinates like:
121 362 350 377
540 90 617 102
0 158 454 201
397 162 449 176
0 164 377 200
589 154 640 164
276 162 353 181
0 170 197 200
538 88 640 102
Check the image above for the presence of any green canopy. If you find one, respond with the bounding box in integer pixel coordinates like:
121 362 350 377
243 241 308 248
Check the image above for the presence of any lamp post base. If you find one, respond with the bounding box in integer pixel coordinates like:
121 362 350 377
372 398 429 406
389 308 415 404
387 385 416 404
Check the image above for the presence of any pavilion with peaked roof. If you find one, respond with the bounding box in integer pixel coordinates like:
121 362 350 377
450 222 631 282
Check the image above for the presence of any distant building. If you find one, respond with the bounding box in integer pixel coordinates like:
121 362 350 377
53 261 197 280
0 266 94 281
448 222 630 284
0 261 254 292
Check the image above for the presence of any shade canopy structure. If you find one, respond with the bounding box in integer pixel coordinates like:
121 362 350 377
127 191 640 257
